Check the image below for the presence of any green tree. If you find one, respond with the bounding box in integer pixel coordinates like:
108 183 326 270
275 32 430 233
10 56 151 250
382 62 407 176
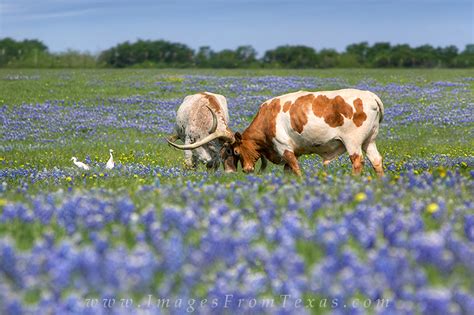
235 45 258 67
346 42 369 65
337 53 360 67
390 44 414 67
413 45 437 67
453 44 474 67
2 37 471 69
263 45 317 68
436 45 458 67
317 49 339 68
98 40 194 68
0 38 48 66
367 42 392 67
195 46 213 68
209 49 239 68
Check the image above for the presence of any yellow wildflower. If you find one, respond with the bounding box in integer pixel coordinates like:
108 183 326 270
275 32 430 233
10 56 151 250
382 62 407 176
426 203 439 214
354 192 367 202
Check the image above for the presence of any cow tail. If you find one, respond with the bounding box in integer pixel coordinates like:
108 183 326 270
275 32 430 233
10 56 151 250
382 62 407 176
373 93 384 123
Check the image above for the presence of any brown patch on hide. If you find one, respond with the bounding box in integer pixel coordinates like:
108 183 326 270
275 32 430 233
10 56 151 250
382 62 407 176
201 92 221 113
289 95 312 133
311 94 354 127
352 98 367 127
283 101 292 112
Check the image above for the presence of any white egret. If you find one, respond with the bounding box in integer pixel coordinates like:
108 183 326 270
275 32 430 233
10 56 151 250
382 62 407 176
71 157 90 170
105 149 115 170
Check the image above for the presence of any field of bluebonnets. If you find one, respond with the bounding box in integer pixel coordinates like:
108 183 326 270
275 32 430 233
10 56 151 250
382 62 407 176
0 69 473 314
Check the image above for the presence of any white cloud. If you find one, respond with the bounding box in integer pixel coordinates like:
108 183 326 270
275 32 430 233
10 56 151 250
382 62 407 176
24 8 96 20
0 0 104 20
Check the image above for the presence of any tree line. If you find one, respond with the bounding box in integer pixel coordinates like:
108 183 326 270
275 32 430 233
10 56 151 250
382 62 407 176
0 38 97 68
1 37 473 68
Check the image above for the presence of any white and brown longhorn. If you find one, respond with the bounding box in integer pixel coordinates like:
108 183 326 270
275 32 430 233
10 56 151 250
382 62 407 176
230 89 385 176
167 92 238 172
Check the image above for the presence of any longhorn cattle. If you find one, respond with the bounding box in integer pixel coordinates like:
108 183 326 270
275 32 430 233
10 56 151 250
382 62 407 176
229 89 385 176
167 92 238 172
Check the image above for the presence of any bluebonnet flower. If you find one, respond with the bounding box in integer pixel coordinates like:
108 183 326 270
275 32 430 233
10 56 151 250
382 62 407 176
417 288 452 315
464 214 474 242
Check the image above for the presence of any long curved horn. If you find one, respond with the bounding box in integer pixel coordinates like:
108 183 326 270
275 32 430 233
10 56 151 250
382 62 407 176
207 105 218 134
167 130 234 150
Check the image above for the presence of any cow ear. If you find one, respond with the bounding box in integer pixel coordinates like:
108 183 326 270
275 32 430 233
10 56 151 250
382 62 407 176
235 132 242 142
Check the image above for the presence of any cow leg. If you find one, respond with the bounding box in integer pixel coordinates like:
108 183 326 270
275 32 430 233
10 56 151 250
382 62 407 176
349 153 364 175
192 153 201 169
213 160 220 171
206 158 219 171
194 147 213 168
363 141 384 177
344 143 364 175
258 157 268 173
283 150 301 176
184 151 195 169
183 136 196 169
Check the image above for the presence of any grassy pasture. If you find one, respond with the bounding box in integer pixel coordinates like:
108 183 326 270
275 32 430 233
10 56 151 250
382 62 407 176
0 69 473 314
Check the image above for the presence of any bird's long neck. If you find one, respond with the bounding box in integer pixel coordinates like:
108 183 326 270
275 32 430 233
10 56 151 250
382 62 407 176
109 152 113 159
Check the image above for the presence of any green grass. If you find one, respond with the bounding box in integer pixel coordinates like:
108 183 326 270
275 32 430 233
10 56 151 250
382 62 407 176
1 68 473 105
0 69 472 202
0 68 472 199
0 69 472 313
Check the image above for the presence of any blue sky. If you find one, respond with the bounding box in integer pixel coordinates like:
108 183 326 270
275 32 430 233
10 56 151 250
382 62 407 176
1 0 472 55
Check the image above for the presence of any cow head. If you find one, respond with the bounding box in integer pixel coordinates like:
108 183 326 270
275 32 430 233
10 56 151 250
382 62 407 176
219 142 239 173
231 132 260 173
167 105 237 172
